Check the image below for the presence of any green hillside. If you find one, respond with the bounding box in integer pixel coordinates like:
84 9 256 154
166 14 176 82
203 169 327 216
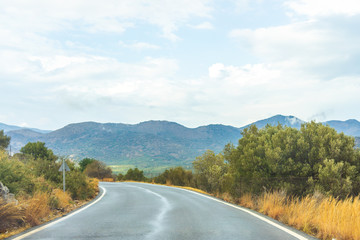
3 115 360 172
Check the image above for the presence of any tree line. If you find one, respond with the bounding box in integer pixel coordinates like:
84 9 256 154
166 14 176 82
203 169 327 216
148 122 360 199
3 120 359 200
0 133 97 200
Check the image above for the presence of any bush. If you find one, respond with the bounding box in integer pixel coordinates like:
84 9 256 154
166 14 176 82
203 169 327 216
79 158 96 172
193 150 228 193
0 151 35 195
225 122 360 197
66 171 97 200
117 173 124 181
124 168 146 181
153 167 193 186
20 142 56 161
84 160 112 179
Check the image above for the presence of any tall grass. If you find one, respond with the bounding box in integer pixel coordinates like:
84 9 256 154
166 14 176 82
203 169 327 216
51 189 71 209
0 199 23 233
22 192 51 226
242 191 360 240
239 192 255 209
314 196 360 240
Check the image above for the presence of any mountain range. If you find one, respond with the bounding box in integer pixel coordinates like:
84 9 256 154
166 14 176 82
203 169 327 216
1 115 360 173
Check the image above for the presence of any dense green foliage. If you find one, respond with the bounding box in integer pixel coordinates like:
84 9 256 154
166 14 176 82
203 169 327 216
0 139 98 200
122 168 146 181
20 141 56 161
65 171 97 199
79 158 96 172
192 122 360 198
228 122 360 197
6 116 360 176
0 130 10 150
0 151 35 195
84 160 113 179
151 122 360 199
193 150 230 193
153 167 193 186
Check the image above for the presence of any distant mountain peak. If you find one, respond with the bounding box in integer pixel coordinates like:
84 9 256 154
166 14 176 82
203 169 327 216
241 114 305 130
285 115 304 125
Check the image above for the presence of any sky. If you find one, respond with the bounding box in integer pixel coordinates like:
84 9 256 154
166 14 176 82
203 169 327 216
1 0 360 130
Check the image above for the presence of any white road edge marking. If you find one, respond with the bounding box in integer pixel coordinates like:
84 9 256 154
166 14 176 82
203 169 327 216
175 187 309 240
12 186 107 240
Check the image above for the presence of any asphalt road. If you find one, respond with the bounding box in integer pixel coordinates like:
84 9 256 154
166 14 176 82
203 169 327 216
11 182 317 240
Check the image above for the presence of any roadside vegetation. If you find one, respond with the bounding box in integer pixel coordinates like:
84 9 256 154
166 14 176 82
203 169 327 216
123 122 360 240
2 121 360 239
0 132 98 238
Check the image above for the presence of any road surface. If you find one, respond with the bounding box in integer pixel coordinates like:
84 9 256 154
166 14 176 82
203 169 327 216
11 182 317 240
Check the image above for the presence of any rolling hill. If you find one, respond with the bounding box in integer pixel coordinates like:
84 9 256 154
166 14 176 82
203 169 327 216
4 121 242 168
2 115 360 171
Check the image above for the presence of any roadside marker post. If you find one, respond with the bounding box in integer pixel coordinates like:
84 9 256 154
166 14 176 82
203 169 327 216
58 159 70 192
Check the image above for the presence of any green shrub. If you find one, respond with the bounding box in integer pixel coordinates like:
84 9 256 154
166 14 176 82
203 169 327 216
66 171 96 200
0 151 35 195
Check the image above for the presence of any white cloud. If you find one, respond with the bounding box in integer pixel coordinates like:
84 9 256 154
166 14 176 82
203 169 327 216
285 0 360 17
227 7 360 123
230 21 331 62
2 0 360 129
86 21 134 33
200 61 360 126
190 22 214 29
119 41 161 50
28 55 91 72
229 19 360 78
0 0 213 40
48 56 182 108
208 63 225 78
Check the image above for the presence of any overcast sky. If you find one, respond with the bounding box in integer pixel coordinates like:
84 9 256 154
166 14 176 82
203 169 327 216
1 0 360 130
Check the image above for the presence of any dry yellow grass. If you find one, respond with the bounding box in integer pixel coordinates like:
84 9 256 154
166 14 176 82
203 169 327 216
22 192 51 226
313 196 360 240
88 178 99 195
239 192 255 209
0 199 23 233
284 195 317 234
52 189 71 209
258 191 286 220
240 191 360 240
0 181 99 239
218 192 234 202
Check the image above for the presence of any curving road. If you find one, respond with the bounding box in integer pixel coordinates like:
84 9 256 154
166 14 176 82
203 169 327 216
10 182 317 240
